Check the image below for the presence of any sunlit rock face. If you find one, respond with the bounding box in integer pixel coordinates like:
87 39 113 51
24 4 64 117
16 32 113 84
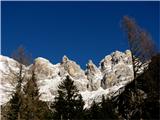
0 50 136 107
86 60 102 91
100 50 134 89
33 57 60 79
60 55 87 80
59 55 88 91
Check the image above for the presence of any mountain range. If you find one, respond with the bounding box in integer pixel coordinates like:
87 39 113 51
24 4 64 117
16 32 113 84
0 50 134 108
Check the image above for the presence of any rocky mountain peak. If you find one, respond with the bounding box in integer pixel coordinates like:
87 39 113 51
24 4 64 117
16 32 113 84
60 56 87 80
86 60 102 91
88 59 93 64
86 59 97 73
33 57 60 79
111 50 130 65
62 55 69 63
125 49 132 56
34 57 50 64
0 55 19 70
99 50 133 89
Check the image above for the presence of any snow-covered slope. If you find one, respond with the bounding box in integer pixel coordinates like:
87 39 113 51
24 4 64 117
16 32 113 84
0 50 134 107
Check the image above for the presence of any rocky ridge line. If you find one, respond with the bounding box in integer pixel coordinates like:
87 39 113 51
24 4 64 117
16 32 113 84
0 50 134 107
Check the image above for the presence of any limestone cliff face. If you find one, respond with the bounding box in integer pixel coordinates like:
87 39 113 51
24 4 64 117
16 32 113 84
100 50 134 89
60 55 87 80
59 55 88 91
33 57 60 79
0 50 135 107
85 60 102 91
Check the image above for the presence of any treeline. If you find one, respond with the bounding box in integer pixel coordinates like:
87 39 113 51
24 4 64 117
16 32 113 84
50 76 118 120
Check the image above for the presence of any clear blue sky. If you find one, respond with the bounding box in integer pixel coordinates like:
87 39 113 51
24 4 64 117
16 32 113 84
1 1 159 68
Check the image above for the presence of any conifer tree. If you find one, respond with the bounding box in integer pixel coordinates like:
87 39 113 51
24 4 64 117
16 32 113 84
101 95 111 119
3 46 52 120
89 101 101 119
74 95 85 119
51 75 84 120
21 68 53 120
101 95 118 119
4 46 30 120
5 90 22 120
21 70 40 120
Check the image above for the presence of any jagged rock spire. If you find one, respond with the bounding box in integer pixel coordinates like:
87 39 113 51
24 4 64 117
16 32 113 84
86 59 102 91
62 55 69 63
86 59 96 73
88 59 93 64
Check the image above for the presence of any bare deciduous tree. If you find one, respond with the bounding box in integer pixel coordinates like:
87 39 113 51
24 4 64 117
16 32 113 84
122 16 157 78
